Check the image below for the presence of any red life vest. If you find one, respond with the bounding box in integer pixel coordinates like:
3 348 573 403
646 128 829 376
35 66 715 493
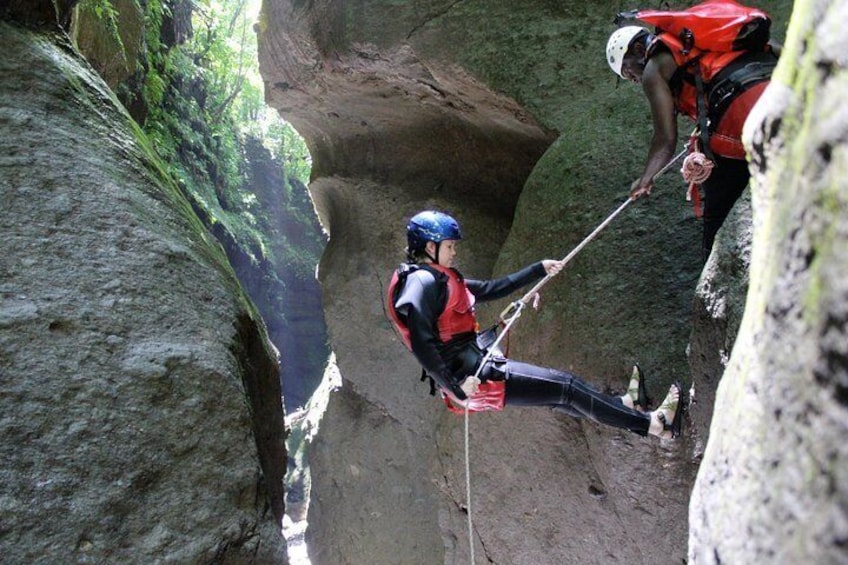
708 80 768 159
387 263 505 413
433 264 478 341
387 263 477 348
651 32 744 119
386 265 424 350
650 32 771 159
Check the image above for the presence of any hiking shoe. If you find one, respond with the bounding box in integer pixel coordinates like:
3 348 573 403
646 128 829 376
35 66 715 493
655 381 683 439
627 364 652 411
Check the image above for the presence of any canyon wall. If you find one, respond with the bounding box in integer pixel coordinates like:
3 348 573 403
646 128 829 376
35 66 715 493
690 0 848 561
0 17 288 563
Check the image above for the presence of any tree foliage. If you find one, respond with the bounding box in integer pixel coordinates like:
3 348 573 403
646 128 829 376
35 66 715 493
81 0 311 186
80 0 321 278
77 0 133 71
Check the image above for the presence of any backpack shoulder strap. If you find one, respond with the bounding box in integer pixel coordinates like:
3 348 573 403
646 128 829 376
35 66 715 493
395 263 448 310
692 64 715 161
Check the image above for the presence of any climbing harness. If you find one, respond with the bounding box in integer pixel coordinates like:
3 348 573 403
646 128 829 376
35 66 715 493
460 146 686 564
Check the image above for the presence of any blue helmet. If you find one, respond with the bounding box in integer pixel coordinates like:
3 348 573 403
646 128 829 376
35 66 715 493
406 210 462 253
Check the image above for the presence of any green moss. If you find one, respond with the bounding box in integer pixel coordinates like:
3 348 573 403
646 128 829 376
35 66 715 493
803 164 845 325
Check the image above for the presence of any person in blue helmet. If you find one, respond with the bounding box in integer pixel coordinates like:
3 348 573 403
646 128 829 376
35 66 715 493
387 210 683 439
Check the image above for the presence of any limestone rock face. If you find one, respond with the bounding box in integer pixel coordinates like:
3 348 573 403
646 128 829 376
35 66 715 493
71 0 145 92
689 0 848 562
258 1 555 219
0 0 74 31
688 193 752 451
0 23 287 563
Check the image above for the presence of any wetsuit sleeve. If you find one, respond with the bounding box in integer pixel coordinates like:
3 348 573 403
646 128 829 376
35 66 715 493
394 270 467 400
465 262 546 301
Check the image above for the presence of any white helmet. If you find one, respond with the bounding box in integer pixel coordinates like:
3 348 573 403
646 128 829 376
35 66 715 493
606 26 648 78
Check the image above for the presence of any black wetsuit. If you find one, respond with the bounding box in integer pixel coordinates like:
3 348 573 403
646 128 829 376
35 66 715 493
392 262 651 436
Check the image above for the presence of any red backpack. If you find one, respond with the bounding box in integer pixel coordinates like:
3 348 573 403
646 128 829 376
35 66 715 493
615 0 771 57
616 0 774 160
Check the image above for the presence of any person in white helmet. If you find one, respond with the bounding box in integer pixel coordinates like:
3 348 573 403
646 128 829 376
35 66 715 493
606 23 780 254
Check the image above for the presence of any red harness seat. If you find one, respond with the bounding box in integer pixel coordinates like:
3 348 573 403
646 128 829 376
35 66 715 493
443 380 506 414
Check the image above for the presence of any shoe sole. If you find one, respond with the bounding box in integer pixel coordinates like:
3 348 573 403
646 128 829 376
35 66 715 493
634 363 652 410
668 380 687 439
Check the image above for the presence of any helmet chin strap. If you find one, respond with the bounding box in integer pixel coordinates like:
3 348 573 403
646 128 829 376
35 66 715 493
424 241 441 265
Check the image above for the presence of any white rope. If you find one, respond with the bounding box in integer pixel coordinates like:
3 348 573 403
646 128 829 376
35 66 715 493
461 304 524 564
459 147 686 562
464 405 473 564
681 151 714 184
508 148 689 316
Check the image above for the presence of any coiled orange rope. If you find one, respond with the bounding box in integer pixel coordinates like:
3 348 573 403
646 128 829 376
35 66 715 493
681 151 714 218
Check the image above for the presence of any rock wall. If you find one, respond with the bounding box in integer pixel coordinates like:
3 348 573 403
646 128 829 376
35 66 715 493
688 193 753 453
71 0 144 92
69 0 331 414
689 0 848 562
0 20 288 563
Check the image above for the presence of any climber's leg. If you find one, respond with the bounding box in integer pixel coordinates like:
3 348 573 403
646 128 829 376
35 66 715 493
494 359 651 436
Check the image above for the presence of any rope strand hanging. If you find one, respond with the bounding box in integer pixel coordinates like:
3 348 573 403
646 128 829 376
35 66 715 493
460 146 687 564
